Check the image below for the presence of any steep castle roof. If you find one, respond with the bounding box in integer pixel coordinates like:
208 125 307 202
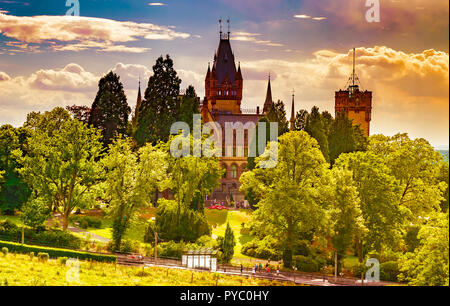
213 38 237 84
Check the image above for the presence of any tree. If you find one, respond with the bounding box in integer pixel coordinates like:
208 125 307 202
221 222 236 263
89 72 131 145
266 100 289 136
102 138 168 251
293 109 309 131
23 107 71 136
305 106 329 162
328 112 368 165
66 105 91 124
15 115 104 230
369 133 447 221
398 212 449 286
330 168 366 272
177 85 200 130
20 197 49 231
334 151 404 261
135 55 182 146
0 125 30 214
240 131 331 267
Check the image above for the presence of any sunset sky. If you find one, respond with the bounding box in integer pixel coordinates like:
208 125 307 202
0 0 448 147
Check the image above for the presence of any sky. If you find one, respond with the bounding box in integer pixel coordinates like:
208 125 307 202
0 0 448 147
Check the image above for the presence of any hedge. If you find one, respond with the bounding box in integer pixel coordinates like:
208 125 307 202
0 240 116 263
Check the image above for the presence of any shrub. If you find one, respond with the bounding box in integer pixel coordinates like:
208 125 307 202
241 236 281 260
79 219 89 229
294 255 319 272
29 252 34 260
37 252 49 262
1 247 8 255
106 239 140 254
156 199 211 242
58 257 68 265
0 240 116 263
70 215 102 229
380 261 400 282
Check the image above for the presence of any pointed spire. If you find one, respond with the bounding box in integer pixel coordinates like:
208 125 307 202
290 89 295 131
263 74 273 114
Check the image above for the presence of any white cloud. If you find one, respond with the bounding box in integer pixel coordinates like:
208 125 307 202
232 31 284 47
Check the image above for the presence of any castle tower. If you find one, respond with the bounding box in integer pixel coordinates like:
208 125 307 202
263 75 273 114
205 19 243 115
132 78 143 127
335 48 372 136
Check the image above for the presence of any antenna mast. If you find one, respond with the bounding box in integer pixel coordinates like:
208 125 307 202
352 48 356 86
219 18 222 39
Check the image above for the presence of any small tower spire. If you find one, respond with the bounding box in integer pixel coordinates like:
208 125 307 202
263 74 273 114
290 89 295 131
227 18 230 40
352 47 356 86
219 18 223 39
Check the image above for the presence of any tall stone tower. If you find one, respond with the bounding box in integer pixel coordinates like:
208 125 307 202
205 19 243 115
335 48 372 136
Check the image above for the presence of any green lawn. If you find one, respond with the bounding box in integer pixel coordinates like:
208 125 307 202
205 209 255 261
0 214 21 226
81 217 148 243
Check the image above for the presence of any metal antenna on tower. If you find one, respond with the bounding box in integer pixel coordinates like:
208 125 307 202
219 18 223 39
227 18 230 39
352 47 356 86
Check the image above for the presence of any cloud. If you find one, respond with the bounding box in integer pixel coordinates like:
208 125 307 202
0 71 10 81
232 31 284 47
0 12 189 53
148 2 166 6
294 14 327 21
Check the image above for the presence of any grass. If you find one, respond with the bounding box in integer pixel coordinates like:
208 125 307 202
0 253 299 286
0 214 21 226
205 209 255 262
343 255 359 270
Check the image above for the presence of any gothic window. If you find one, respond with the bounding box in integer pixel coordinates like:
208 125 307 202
230 164 237 179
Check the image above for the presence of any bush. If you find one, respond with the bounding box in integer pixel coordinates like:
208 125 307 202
106 239 140 254
241 236 281 260
156 199 211 242
29 252 34 260
58 257 68 265
37 252 49 262
294 255 320 272
380 261 400 282
1 247 8 255
0 240 116 263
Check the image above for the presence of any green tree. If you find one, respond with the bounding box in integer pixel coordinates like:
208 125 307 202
334 151 404 261
177 86 200 130
221 222 236 263
369 134 447 221
240 131 330 267
0 125 31 214
15 115 104 230
23 107 71 135
20 197 50 231
305 106 330 162
330 168 366 272
102 138 168 251
89 72 131 145
293 109 309 131
266 100 289 136
135 55 182 146
398 212 449 286
328 112 368 165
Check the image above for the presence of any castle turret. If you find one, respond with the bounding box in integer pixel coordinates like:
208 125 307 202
263 75 273 114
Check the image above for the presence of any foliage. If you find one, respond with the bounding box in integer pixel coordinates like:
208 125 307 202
156 199 211 242
20 197 50 230
220 222 235 263
102 137 168 251
293 255 320 272
89 72 131 145
177 85 200 130
135 55 182 146
0 240 116 263
328 112 368 164
329 168 366 272
66 105 91 124
334 151 404 260
69 215 102 229
380 261 400 282
265 100 290 136
240 131 330 267
398 212 449 286
15 112 104 230
369 133 447 221
241 236 281 260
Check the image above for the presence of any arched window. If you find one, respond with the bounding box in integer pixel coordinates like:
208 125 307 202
230 164 238 179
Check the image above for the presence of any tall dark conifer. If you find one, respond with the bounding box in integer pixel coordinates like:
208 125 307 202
135 55 181 146
89 72 130 145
